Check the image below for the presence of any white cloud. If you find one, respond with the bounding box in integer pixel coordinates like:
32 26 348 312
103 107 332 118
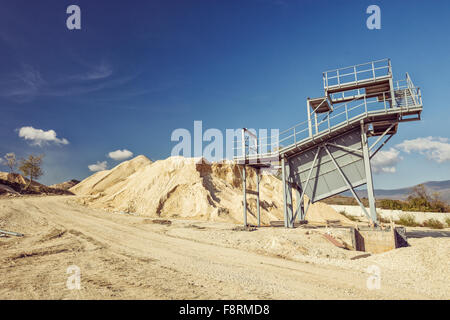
108 149 133 161
18 126 69 146
396 136 450 163
85 62 113 80
371 147 402 174
0 62 134 102
71 61 113 81
88 161 108 172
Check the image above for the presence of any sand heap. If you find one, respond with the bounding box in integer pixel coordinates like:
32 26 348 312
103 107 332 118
71 155 352 225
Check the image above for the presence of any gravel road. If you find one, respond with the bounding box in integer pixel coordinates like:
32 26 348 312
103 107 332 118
0 196 447 299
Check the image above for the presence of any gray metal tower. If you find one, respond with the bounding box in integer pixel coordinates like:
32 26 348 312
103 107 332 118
235 59 423 228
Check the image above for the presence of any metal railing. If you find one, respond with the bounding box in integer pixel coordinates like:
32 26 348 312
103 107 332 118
397 72 422 106
234 77 422 161
323 58 391 89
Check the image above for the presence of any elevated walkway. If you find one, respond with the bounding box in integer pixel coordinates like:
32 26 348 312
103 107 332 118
235 59 422 164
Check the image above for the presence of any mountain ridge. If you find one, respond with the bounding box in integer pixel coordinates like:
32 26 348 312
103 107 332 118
341 180 450 203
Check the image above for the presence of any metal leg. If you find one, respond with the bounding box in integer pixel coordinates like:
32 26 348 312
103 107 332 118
303 198 311 220
256 169 260 227
389 77 396 108
281 157 293 228
300 197 305 221
242 165 247 227
361 123 378 224
286 177 294 228
241 128 247 227
281 157 288 228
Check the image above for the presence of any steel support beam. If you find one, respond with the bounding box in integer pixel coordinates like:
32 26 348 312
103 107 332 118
281 157 294 228
295 187 304 222
286 182 294 228
281 157 288 227
303 198 311 220
292 186 303 224
314 112 319 134
240 128 248 227
361 122 378 224
325 142 362 156
370 134 394 160
256 169 261 227
307 99 313 138
389 77 397 108
292 146 320 223
242 165 247 227
369 123 395 152
286 162 294 228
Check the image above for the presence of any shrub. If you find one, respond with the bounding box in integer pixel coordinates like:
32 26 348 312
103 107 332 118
396 214 419 227
379 199 403 211
339 210 358 221
125 200 137 214
377 185 450 213
445 217 450 228
405 185 449 213
422 218 444 229
376 212 390 223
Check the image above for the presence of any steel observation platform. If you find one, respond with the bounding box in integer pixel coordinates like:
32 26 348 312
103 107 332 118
234 59 423 228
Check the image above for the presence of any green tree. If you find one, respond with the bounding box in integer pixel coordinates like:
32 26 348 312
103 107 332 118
406 184 430 211
18 154 44 189
430 191 448 213
405 184 449 212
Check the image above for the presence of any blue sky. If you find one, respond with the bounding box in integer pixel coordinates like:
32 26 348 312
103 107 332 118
0 0 449 188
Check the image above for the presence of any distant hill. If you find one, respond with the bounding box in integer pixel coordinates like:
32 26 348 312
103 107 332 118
341 180 450 204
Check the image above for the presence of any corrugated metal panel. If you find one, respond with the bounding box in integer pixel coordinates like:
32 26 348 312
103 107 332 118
289 129 366 203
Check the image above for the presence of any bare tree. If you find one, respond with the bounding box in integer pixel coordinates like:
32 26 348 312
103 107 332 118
18 154 44 189
4 153 17 173
409 184 428 200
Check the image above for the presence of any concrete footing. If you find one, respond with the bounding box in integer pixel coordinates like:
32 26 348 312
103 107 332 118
351 226 408 253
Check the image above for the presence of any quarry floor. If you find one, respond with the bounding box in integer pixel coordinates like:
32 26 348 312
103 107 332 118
0 196 448 299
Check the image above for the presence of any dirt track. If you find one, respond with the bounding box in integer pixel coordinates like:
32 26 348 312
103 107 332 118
0 196 447 299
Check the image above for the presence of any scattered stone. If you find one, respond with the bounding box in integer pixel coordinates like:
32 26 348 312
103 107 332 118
350 253 371 260
151 219 172 225
232 225 257 232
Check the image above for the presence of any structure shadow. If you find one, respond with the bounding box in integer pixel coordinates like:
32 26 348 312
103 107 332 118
406 230 450 239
